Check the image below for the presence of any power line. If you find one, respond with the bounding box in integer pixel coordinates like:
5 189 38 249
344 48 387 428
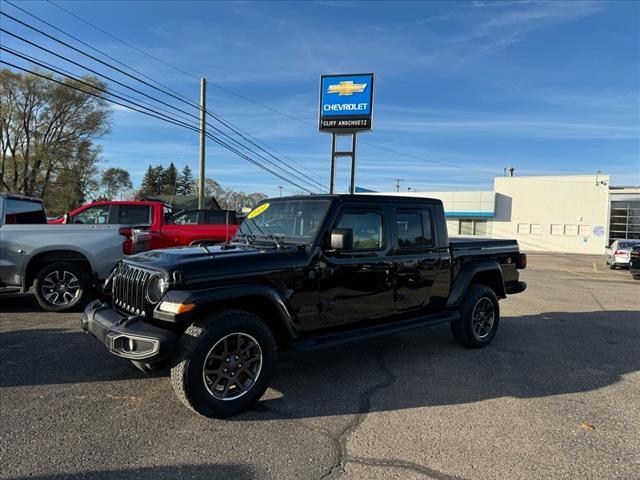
1 47 199 127
1 47 200 130
46 0 200 82
0 27 201 122
0 10 200 110
0 12 326 191
28 1 503 179
205 111 328 191
4 0 198 108
39 0 327 184
0 60 315 193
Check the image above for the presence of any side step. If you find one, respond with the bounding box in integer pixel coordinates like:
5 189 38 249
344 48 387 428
292 310 460 351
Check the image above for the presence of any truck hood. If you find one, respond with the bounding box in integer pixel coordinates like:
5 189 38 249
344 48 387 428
124 243 301 286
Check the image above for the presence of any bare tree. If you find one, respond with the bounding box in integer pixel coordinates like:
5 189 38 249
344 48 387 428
0 68 111 204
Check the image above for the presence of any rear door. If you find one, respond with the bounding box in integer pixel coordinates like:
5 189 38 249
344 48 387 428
392 206 442 312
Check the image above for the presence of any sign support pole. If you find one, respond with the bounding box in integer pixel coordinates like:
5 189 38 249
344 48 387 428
330 132 357 194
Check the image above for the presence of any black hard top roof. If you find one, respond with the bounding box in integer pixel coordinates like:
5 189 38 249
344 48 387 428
270 194 442 204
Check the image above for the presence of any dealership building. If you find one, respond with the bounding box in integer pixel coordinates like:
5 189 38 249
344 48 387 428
373 174 640 254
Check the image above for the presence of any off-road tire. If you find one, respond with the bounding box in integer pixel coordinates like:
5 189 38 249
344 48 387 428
32 262 93 312
451 284 500 349
171 310 276 418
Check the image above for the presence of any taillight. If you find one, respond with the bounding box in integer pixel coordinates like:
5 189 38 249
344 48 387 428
120 226 152 255
516 253 527 269
614 250 627 255
119 227 134 254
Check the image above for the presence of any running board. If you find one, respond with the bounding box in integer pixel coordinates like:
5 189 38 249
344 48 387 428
292 311 460 351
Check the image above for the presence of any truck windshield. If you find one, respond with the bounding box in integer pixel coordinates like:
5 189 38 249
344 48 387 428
234 199 331 245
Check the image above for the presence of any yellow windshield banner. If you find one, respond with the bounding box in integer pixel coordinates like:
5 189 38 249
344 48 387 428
247 203 270 219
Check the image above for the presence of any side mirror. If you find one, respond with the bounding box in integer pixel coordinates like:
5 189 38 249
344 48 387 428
330 228 353 251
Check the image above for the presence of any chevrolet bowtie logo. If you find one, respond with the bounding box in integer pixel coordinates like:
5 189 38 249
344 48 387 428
327 81 367 96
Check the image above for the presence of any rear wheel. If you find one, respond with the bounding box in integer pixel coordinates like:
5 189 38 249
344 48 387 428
451 284 500 349
171 310 276 418
32 262 92 312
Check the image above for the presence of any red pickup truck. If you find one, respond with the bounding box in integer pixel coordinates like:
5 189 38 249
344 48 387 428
49 201 239 250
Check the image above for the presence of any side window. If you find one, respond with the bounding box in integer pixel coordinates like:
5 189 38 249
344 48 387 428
396 210 424 247
118 205 151 224
396 208 433 248
4 198 47 224
73 205 110 224
172 210 199 225
336 211 384 250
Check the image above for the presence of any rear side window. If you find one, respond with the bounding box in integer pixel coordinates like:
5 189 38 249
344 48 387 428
205 210 237 224
395 208 433 248
336 211 384 250
4 198 47 224
118 205 151 224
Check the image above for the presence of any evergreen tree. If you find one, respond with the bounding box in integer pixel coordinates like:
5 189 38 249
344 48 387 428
139 164 165 196
139 165 157 196
161 162 178 194
176 165 195 195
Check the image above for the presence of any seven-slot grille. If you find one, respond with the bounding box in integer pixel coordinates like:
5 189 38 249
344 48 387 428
112 262 155 316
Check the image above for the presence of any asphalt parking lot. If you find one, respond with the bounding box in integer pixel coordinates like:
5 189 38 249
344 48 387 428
1 253 638 480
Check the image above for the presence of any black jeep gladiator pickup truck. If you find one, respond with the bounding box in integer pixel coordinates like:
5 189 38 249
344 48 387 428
82 194 526 417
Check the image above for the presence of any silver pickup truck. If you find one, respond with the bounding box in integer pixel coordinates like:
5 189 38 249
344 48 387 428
0 193 142 312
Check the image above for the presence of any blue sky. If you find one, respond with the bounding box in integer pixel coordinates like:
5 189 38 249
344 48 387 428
1 0 639 196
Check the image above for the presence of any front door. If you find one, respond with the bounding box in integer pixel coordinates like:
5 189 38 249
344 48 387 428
392 207 442 312
319 207 394 326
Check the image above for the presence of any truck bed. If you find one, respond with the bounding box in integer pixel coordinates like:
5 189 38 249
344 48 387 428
449 237 519 252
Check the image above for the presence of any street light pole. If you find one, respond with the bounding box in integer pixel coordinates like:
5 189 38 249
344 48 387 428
198 78 207 209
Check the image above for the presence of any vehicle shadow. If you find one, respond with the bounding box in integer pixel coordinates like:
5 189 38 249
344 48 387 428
3 464 255 480
242 309 640 419
0 328 146 387
0 292 43 313
2 310 639 419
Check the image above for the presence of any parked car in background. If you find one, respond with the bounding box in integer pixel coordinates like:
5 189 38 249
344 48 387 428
0 193 48 224
1 194 149 312
83 194 527 418
171 209 238 226
49 200 240 249
630 245 640 280
605 239 640 269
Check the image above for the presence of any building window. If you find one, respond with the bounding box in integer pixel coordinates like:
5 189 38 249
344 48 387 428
609 201 640 243
517 223 529 234
551 224 563 236
459 219 487 236
530 224 542 235
578 225 591 236
564 224 577 236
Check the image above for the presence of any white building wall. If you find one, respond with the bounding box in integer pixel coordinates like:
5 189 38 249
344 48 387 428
492 175 610 254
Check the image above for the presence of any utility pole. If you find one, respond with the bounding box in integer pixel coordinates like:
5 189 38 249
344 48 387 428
198 78 207 209
278 186 283 197
394 178 403 192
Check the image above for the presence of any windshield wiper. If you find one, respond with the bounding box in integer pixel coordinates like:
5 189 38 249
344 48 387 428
245 218 284 249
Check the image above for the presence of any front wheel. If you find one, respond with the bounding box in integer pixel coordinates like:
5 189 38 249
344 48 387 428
171 310 276 418
32 262 92 312
451 284 500 349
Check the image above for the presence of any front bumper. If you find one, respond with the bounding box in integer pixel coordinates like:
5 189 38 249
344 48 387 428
81 300 176 362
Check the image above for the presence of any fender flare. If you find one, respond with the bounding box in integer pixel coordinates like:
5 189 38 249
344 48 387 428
162 284 298 338
447 260 506 307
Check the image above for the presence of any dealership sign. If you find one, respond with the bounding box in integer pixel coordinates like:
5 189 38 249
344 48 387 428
319 73 374 132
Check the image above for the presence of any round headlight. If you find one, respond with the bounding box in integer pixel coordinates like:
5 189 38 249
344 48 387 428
146 275 167 304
